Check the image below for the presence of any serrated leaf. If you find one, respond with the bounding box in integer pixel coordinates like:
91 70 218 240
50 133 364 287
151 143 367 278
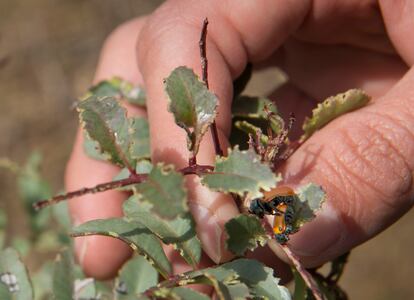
52 249 73 300
225 214 269 256
70 218 171 278
164 66 218 154
115 256 158 300
78 96 134 169
0 248 33 300
301 89 370 141
135 164 188 219
129 117 150 161
292 183 326 230
201 147 279 198
87 77 146 107
123 197 201 267
220 259 291 300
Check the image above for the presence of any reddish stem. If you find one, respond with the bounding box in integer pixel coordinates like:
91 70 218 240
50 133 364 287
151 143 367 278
199 18 223 157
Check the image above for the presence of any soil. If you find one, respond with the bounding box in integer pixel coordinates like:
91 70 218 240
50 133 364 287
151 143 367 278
0 1 412 299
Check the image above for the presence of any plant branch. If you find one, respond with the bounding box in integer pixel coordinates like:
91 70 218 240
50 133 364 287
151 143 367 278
199 17 223 157
33 164 214 210
281 244 324 300
33 173 147 210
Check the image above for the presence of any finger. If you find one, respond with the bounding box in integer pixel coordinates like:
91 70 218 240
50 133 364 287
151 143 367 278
66 17 147 279
277 66 414 267
136 0 310 263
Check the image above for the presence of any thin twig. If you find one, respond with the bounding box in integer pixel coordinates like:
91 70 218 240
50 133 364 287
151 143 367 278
281 244 324 300
199 18 223 157
33 164 214 210
33 173 147 210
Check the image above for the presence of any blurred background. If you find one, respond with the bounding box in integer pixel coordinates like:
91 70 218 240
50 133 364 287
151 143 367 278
0 1 412 299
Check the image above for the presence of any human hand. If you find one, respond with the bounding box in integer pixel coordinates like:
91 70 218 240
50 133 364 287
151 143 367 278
65 0 414 279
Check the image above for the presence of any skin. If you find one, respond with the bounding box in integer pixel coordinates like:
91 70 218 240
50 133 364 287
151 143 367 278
65 0 414 281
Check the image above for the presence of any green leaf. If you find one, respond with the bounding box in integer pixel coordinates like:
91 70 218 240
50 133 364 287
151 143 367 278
115 256 158 300
52 249 73 300
87 77 146 107
164 66 218 154
123 197 201 267
301 89 370 141
232 95 277 119
169 287 210 300
225 214 269 256
234 120 269 144
201 147 279 198
31 262 53 300
70 218 171 278
292 269 307 300
292 183 326 230
135 163 188 219
78 96 134 169
220 259 291 300
0 248 33 300
129 117 150 161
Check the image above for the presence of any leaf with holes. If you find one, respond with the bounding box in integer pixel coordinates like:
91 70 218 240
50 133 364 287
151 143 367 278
135 163 188 219
201 147 279 198
225 214 269 256
0 248 33 300
291 183 326 230
70 218 171 278
123 197 201 267
164 66 217 155
301 89 370 141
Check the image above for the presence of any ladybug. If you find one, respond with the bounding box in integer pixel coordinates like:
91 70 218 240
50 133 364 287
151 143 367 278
249 186 296 244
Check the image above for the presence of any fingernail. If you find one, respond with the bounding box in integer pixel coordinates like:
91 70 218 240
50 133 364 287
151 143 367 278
288 203 343 257
189 203 222 263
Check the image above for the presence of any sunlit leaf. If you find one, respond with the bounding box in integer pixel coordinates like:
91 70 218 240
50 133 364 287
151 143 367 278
225 214 269 256
115 256 158 300
123 197 201 267
0 248 33 300
292 183 326 230
129 117 150 161
164 66 217 154
71 218 171 278
135 164 187 219
52 249 73 300
201 147 279 198
301 89 370 141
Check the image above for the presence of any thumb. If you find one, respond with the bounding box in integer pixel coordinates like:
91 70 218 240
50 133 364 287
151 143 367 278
278 66 414 267
135 0 309 263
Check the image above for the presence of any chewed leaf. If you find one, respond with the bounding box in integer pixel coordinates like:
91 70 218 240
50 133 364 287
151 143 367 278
52 249 73 300
164 66 218 154
70 218 171 278
78 96 133 169
135 164 188 219
201 147 279 198
0 248 33 300
292 183 326 230
301 89 370 141
123 197 201 267
115 256 158 299
225 215 269 256
86 77 146 107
